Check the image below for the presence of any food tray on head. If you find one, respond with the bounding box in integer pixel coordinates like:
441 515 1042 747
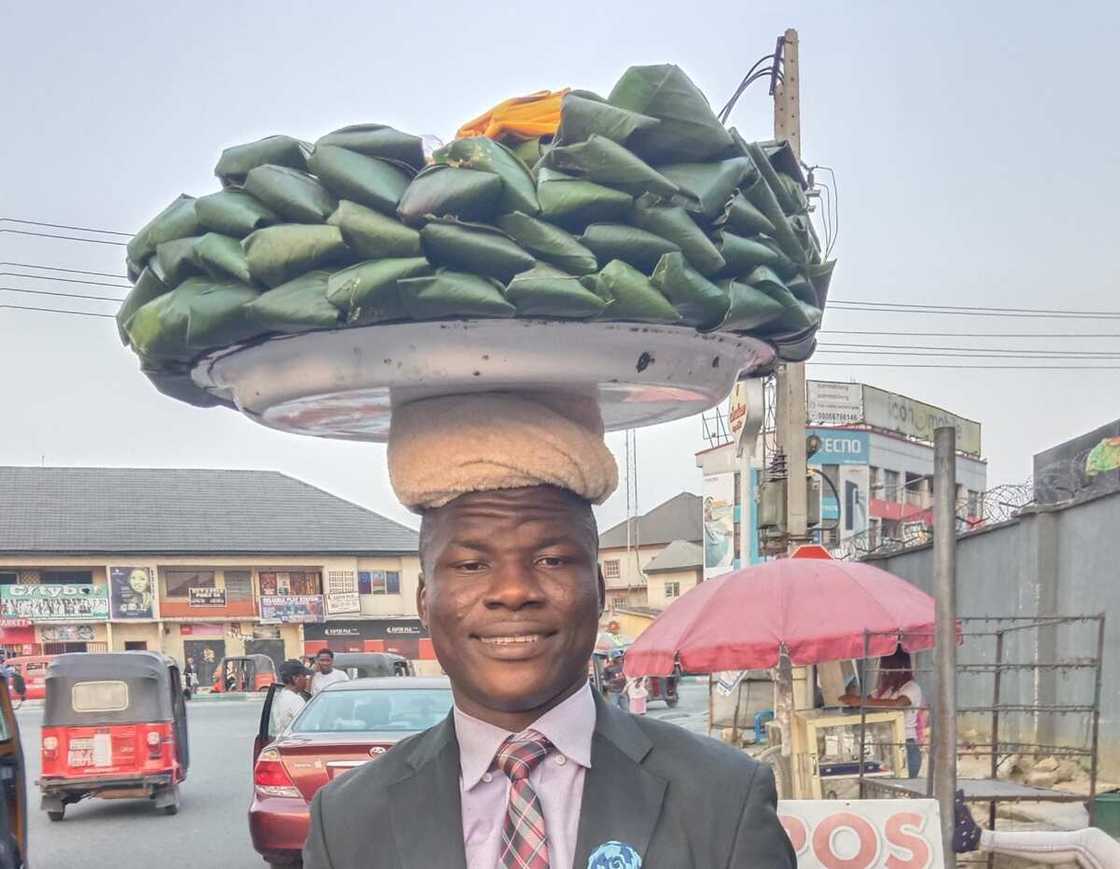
190 318 775 442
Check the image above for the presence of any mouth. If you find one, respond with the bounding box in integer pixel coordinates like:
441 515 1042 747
472 629 557 658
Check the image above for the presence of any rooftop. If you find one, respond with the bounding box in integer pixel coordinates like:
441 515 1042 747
643 539 703 573
599 492 701 550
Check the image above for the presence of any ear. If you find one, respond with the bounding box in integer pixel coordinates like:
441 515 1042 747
596 565 606 615
417 572 429 629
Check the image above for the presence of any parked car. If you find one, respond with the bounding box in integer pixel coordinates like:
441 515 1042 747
331 652 412 680
249 677 452 866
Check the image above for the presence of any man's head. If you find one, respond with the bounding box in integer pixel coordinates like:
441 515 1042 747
280 660 312 693
418 485 604 723
316 649 335 673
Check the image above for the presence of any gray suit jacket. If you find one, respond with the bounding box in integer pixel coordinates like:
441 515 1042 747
303 691 795 869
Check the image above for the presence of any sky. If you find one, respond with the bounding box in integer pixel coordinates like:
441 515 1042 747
2 2 1117 532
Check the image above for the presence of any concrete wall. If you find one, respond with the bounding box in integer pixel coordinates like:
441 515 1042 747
646 568 702 609
866 490 1119 779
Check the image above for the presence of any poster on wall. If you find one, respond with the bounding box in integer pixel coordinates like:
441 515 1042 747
260 595 325 624
259 571 321 596
40 624 97 642
358 571 402 595
325 571 360 615
189 587 227 608
109 567 155 619
838 465 871 542
0 585 109 621
703 474 736 579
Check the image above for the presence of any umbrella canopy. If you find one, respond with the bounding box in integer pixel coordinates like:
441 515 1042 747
623 558 938 677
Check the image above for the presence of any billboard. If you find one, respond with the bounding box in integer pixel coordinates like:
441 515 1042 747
703 473 736 579
807 381 864 426
188 587 227 608
808 429 870 466
0 584 109 622
260 595 325 624
863 385 981 456
1034 419 1120 505
325 571 361 615
109 567 156 619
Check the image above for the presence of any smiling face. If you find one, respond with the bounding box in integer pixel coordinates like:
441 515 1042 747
418 486 603 727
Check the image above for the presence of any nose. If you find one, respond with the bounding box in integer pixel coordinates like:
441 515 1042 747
482 559 546 611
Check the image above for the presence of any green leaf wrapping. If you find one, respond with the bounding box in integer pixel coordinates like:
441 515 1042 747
128 277 258 358
717 192 775 238
398 271 516 320
712 231 796 278
325 258 432 324
744 140 803 218
540 134 679 199
126 195 200 270
420 221 536 283
747 266 821 333
650 252 729 329
152 236 204 285
579 223 680 274
607 64 733 163
554 91 660 147
396 165 504 227
193 233 253 285
243 224 350 288
630 197 725 276
116 267 169 345
657 158 752 222
714 278 786 332
195 190 279 238
244 270 343 332
536 168 634 230
495 212 599 275
307 146 413 216
505 263 608 318
184 282 262 350
434 137 540 216
214 135 311 186
316 124 425 172
244 165 338 224
581 259 681 323
327 200 422 260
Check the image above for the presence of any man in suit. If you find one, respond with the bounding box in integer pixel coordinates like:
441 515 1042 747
303 392 794 869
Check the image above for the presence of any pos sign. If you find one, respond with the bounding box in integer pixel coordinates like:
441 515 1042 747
777 800 944 868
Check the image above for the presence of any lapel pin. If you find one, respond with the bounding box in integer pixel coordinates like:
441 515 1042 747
588 841 641 868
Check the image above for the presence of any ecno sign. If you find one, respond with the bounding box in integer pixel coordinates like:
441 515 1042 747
778 800 944 869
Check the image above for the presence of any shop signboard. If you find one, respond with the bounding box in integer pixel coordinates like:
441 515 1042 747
40 624 97 642
305 619 426 641
807 381 865 426
808 429 870 466
703 473 736 579
260 595 325 624
863 385 982 456
325 571 361 615
188 587 227 608
109 567 156 619
778 799 944 868
0 584 108 622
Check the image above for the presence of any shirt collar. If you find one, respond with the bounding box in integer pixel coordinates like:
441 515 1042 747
454 682 596 791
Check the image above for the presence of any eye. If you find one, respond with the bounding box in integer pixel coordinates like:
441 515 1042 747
454 560 488 573
535 555 568 568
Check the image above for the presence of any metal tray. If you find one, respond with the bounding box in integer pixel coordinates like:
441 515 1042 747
191 319 775 442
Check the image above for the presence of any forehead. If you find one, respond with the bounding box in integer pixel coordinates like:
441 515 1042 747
424 488 595 548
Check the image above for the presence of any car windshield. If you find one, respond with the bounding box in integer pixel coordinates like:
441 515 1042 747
292 688 452 733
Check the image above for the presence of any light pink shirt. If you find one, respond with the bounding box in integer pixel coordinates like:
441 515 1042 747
454 683 596 869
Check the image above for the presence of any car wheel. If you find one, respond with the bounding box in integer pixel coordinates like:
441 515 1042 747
47 809 64 822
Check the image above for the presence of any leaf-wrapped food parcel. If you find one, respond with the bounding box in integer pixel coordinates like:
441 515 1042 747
127 277 257 359
540 135 679 199
327 200 422 260
714 278 786 332
537 168 634 231
193 233 253 285
396 164 504 227
126 195 200 270
581 260 681 323
744 140 802 218
579 223 679 274
243 224 350 288
650 252 729 329
420 221 536 283
317 124 425 172
713 231 796 279
244 165 338 224
747 266 822 333
307 145 412 215
658 158 751 222
244 270 342 332
630 198 725 276
184 281 262 350
607 64 733 163
325 258 431 324
718 192 775 238
116 267 169 345
433 137 539 216
195 190 279 238
554 91 659 147
505 263 608 318
495 212 598 275
152 236 204 286
398 271 516 320
214 135 311 186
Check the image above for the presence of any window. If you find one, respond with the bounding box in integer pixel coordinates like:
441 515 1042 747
224 570 253 602
664 581 681 599
164 570 215 599
294 688 453 734
42 570 92 585
358 571 401 595
259 571 321 596
602 560 621 580
883 470 901 502
869 466 882 496
72 681 129 713
0 572 15 586
967 490 983 519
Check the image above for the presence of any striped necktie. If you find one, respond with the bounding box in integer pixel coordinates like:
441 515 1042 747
495 730 553 869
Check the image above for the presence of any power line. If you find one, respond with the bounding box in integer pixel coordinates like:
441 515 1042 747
819 343 1120 357
0 285 124 303
1 272 131 290
809 361 1120 370
0 303 116 319
0 218 133 237
0 229 128 247
829 300 1120 319
820 329 1120 339
0 261 127 279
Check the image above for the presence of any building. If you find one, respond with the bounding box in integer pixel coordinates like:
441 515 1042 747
0 467 423 686
597 493 702 610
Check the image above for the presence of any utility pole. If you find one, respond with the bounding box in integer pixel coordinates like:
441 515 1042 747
773 28 809 549
932 426 959 860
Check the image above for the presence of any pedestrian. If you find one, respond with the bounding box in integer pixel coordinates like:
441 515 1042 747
603 651 628 711
310 649 349 696
840 646 925 778
303 391 793 868
627 676 649 715
271 660 313 735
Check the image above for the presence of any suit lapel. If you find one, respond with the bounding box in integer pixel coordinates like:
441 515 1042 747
573 693 667 868
388 715 469 869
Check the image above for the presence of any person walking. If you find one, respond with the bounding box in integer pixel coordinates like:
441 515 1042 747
310 649 350 696
271 660 313 735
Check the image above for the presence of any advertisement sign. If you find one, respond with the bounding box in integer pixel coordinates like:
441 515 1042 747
863 385 981 456
808 429 871 466
305 618 426 641
778 799 944 869
807 381 865 426
40 624 97 642
0 585 109 622
260 595 325 624
188 587 227 608
109 567 155 619
703 473 736 579
839 466 871 541
325 571 361 615
728 378 765 455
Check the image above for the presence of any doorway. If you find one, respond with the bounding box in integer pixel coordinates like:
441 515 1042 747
124 641 148 651
244 639 284 672
183 640 226 689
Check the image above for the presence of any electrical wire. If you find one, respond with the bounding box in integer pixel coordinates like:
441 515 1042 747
718 54 782 123
0 303 116 319
820 329 1120 339
809 362 1120 370
0 272 131 290
819 342 1120 357
0 217 133 237
829 299 1120 317
0 229 127 247
0 285 124 303
0 261 127 279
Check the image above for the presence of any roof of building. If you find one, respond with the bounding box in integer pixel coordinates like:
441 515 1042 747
643 539 703 573
598 492 701 550
0 467 418 555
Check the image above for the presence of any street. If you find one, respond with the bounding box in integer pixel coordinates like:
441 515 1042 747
19 681 708 868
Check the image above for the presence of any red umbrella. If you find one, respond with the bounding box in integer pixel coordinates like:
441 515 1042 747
623 559 938 677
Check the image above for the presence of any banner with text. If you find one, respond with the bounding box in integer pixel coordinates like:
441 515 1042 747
0 585 109 622
260 595 325 624
778 799 944 868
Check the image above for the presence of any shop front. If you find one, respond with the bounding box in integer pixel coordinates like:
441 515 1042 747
0 622 38 657
303 618 433 661
0 583 110 653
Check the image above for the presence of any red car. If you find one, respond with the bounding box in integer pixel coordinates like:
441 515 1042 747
249 676 453 866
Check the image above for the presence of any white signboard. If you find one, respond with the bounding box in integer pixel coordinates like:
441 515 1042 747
808 381 865 426
325 570 361 615
778 799 945 868
728 378 765 455
863 385 982 456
